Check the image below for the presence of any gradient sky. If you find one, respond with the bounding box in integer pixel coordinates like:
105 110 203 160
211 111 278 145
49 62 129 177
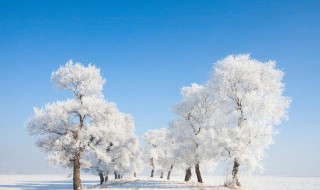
0 0 319 176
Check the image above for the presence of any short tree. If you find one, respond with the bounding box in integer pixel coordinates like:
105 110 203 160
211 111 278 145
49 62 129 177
109 114 142 179
82 103 131 184
158 127 177 180
172 83 218 183
142 129 168 178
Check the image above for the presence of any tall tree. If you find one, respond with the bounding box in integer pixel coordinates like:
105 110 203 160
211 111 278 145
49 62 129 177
208 55 290 187
27 61 117 190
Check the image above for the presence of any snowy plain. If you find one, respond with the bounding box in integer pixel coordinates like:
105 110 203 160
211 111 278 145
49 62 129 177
0 175 319 190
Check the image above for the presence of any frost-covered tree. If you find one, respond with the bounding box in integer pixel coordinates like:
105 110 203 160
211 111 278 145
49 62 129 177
83 141 113 184
167 119 194 181
27 61 122 190
145 128 176 180
81 104 130 184
109 114 143 179
208 55 290 187
158 128 177 180
142 129 169 178
172 83 218 183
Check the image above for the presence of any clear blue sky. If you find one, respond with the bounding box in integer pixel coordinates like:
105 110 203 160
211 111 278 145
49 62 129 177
0 0 319 176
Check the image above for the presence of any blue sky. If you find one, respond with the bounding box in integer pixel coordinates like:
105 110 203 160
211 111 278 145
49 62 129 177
0 0 319 176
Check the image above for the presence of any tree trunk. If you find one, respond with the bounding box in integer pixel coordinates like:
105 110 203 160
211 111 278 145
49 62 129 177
73 152 82 190
114 171 118 179
99 172 104 185
184 167 192 181
105 175 108 182
167 164 174 180
73 115 83 190
150 157 155 177
231 158 241 187
195 163 203 183
160 171 164 178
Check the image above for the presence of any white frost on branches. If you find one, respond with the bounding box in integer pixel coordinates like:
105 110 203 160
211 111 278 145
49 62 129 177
208 54 291 173
27 61 141 189
142 54 290 185
27 55 290 187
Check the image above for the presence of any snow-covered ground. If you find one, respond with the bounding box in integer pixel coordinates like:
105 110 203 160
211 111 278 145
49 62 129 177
0 175 319 190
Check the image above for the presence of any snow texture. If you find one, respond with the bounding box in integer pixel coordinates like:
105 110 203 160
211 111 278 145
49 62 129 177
0 175 319 190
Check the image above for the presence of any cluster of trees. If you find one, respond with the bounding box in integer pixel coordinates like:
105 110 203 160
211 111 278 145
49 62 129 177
27 55 290 189
27 61 142 190
142 54 290 187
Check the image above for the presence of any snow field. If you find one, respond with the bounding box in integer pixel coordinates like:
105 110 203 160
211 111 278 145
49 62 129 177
0 175 319 190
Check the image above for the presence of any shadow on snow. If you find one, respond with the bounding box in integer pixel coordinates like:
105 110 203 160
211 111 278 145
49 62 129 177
0 180 96 190
101 179 226 189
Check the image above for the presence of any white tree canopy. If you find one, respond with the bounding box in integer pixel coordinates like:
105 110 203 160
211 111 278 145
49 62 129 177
51 60 105 98
27 61 139 186
208 54 291 173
